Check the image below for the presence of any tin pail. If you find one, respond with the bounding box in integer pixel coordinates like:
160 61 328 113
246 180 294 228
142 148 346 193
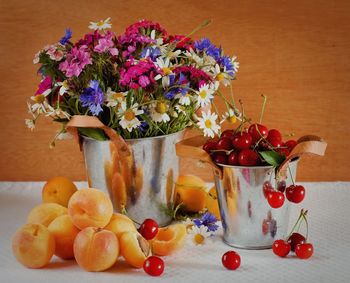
82 130 185 227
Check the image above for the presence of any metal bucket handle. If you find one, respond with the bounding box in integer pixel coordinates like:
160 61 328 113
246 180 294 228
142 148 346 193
65 115 131 157
175 134 327 179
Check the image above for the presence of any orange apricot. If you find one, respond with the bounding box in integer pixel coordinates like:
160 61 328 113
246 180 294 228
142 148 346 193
42 176 78 207
67 188 113 229
27 203 67 227
12 223 55 268
105 213 137 238
174 175 207 212
206 186 221 220
151 224 187 256
119 231 151 268
48 215 80 259
73 227 119 272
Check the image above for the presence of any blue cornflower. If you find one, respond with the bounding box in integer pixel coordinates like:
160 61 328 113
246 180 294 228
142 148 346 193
59 28 72 45
194 38 221 61
193 212 219 232
164 73 189 99
140 46 161 61
194 38 213 52
219 55 235 75
137 121 149 132
80 80 104 115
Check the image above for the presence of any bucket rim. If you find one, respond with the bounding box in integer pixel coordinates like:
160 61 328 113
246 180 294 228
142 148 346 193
81 128 186 143
216 156 299 169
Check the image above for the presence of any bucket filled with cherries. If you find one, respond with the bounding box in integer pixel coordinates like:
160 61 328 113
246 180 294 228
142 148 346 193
176 103 327 249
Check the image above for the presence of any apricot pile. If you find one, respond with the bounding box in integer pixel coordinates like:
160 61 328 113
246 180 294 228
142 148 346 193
12 176 187 273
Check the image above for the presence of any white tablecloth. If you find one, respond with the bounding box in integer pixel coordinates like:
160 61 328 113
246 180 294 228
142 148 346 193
1 182 349 283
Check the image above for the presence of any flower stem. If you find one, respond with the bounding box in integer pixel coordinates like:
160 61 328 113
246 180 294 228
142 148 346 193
259 94 267 124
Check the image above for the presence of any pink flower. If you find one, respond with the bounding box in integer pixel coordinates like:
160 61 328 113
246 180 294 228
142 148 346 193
46 45 64 61
35 76 52 95
138 75 150 88
94 31 119 56
59 45 92 77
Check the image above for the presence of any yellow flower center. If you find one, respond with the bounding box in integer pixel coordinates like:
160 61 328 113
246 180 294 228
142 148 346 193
33 94 45 104
194 233 205 245
205 119 212 129
162 67 171 75
228 116 237 124
156 102 167 114
113 92 124 100
97 21 105 27
216 73 225 81
124 109 135 121
199 90 207 99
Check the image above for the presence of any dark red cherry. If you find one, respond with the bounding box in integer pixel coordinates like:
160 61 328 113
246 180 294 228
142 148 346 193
285 185 305 203
277 180 287 193
276 146 290 157
238 149 260 166
216 137 233 151
267 129 282 147
267 191 285 208
221 129 234 139
263 181 274 198
248 124 268 144
287 232 306 252
285 140 297 151
138 219 159 240
232 132 253 150
212 153 228 165
203 140 217 153
227 152 239 165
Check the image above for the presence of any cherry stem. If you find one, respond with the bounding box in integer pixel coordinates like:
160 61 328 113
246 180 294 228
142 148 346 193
287 209 307 238
121 206 141 226
259 94 267 124
287 165 296 186
302 211 309 240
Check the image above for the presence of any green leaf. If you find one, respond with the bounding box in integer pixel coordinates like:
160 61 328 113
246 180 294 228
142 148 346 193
78 128 108 141
259 151 286 167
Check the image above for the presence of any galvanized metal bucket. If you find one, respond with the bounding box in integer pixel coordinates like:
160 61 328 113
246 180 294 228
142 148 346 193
82 130 185 227
214 160 298 249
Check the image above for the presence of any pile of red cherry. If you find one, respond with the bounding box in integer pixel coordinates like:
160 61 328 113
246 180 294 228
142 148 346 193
272 209 313 259
138 218 241 276
202 123 297 166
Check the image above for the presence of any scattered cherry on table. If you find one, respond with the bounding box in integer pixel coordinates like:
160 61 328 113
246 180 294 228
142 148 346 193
272 239 291 257
222 251 241 270
143 256 164 276
295 243 314 259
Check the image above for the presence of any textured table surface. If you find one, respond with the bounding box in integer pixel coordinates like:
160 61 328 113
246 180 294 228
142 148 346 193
1 182 350 283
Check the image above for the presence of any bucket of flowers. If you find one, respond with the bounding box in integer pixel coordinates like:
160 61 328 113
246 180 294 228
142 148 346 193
26 18 240 226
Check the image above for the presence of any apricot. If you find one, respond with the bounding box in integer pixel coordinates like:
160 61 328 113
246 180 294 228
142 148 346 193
48 215 80 259
151 224 187 256
42 176 78 207
105 213 137 238
119 231 151 268
206 186 221 220
12 223 55 268
27 203 67 227
73 227 119 272
174 175 207 212
68 188 113 229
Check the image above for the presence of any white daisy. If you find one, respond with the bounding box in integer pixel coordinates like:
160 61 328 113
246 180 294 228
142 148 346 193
220 108 242 124
197 111 220 138
184 49 204 66
30 93 51 113
154 57 173 88
106 88 126 107
88 17 112 31
196 84 215 107
118 101 144 132
176 92 191 106
25 119 35 131
231 56 240 73
150 29 164 46
150 102 170 123
175 104 186 114
182 218 195 232
55 80 69 96
188 225 211 245
45 105 71 119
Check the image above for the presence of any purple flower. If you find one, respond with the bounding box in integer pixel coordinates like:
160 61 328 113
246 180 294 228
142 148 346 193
59 45 92 77
193 212 219 232
80 80 104 115
137 121 149 132
140 47 161 61
59 28 72 45
94 32 118 56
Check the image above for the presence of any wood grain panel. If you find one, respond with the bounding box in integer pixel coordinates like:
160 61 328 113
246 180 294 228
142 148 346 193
0 0 349 181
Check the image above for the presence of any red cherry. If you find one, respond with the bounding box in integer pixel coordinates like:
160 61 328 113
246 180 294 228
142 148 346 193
227 152 239 165
277 180 286 193
287 232 306 252
238 149 260 166
138 219 159 240
203 140 217 153
286 185 305 203
221 129 234 139
143 256 164 276
295 243 314 259
248 124 268 144
276 146 290 157
267 129 282 147
267 191 285 208
216 137 233 151
263 181 273 198
285 140 297 151
232 132 253 150
212 153 228 165
222 251 241 270
272 239 291 257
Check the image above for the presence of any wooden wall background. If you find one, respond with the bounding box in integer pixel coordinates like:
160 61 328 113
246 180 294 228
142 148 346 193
0 0 349 181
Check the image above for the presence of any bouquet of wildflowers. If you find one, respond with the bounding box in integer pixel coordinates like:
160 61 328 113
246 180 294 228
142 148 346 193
26 18 239 144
